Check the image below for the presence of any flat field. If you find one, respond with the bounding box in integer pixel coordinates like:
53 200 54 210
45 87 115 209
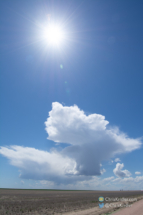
0 189 143 215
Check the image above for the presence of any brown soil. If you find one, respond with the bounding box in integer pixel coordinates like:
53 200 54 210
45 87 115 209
0 189 143 215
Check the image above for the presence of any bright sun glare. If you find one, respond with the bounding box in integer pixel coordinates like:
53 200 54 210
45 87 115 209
43 24 64 46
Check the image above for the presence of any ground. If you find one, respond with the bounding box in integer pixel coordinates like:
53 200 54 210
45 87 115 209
0 189 143 215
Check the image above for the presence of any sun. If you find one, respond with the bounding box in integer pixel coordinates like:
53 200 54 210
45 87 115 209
43 24 64 46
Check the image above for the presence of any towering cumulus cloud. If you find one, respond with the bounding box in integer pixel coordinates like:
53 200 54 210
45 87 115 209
45 102 142 176
0 102 142 183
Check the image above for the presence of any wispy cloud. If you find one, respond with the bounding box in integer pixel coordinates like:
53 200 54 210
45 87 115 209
135 171 141 175
100 168 106 175
112 176 143 184
114 158 121 162
103 176 114 182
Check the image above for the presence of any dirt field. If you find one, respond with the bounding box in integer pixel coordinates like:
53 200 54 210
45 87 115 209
0 189 143 215
112 199 143 215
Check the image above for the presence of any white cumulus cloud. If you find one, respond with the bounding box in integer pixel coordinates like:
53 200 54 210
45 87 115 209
113 163 131 178
45 102 142 176
0 102 142 184
0 145 85 184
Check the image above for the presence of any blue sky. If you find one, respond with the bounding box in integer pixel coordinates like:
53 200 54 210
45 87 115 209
0 0 143 190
